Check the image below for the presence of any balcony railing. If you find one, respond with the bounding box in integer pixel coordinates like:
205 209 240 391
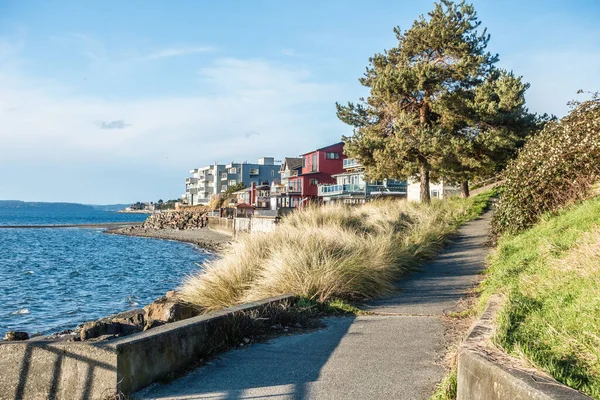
319 184 365 196
343 158 361 169
186 177 198 184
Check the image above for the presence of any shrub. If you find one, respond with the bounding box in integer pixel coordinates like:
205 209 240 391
492 93 600 235
179 194 492 312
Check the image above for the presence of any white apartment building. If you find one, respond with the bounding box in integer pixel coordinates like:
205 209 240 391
183 158 280 205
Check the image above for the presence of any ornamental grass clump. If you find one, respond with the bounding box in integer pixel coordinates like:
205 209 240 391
180 196 488 312
492 93 600 235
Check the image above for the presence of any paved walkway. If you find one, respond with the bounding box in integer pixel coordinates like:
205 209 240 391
135 211 493 400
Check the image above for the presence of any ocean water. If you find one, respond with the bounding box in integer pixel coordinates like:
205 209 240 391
0 207 209 337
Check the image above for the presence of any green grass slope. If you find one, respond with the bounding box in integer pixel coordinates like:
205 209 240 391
481 196 600 398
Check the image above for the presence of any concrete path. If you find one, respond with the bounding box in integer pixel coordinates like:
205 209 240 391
135 211 492 400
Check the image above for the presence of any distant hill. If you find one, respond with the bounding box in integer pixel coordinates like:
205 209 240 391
0 200 95 211
0 201 131 212
88 204 130 212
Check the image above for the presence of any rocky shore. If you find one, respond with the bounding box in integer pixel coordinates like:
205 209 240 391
107 225 231 251
106 209 232 252
3 291 200 343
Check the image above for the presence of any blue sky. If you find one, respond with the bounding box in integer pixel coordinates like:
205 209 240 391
1 0 598 204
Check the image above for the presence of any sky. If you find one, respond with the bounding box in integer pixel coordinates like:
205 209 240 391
1 0 599 204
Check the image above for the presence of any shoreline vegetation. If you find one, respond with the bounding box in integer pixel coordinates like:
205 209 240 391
179 191 496 313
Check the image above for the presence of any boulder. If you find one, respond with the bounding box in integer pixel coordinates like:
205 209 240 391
143 296 198 323
80 309 145 341
143 319 165 331
3 331 29 341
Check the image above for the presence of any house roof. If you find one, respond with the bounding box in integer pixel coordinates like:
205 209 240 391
299 142 344 156
280 157 302 172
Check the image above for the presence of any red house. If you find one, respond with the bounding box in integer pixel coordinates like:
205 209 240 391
288 142 346 207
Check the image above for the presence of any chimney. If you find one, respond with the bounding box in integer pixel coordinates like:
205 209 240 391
251 181 256 206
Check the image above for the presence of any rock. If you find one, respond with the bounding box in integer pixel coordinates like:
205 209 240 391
165 290 177 299
3 331 29 341
141 210 209 231
80 321 120 341
88 334 119 342
143 319 165 331
144 296 198 323
80 309 145 341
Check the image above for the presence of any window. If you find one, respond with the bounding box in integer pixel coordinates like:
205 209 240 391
312 154 317 172
325 152 340 160
271 170 275 177
221 173 227 180
310 178 319 186
229 179 237 186
228 167 237 174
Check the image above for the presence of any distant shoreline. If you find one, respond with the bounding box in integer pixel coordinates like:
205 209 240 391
0 222 142 229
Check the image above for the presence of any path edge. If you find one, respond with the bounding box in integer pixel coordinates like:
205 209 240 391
456 297 591 400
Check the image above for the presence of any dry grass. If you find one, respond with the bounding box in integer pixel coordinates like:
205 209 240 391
180 194 491 312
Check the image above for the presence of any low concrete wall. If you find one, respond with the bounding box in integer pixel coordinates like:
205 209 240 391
0 294 295 399
457 300 590 400
208 215 278 237
208 216 234 235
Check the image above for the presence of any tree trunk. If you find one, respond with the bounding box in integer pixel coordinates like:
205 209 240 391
420 162 431 204
461 181 470 198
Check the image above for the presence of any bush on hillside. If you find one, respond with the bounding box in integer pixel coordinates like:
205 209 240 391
492 93 600 235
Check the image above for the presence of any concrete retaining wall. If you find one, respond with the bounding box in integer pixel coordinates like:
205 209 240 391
208 215 277 237
249 216 278 234
457 300 591 400
0 294 295 399
207 216 234 235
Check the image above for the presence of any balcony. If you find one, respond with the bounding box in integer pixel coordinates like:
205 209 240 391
186 177 198 184
343 158 361 169
187 188 199 195
319 184 365 196
249 168 259 175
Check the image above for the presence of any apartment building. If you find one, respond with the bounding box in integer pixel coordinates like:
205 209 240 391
184 158 280 205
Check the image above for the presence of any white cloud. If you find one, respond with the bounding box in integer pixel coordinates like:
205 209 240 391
0 50 349 202
145 46 217 60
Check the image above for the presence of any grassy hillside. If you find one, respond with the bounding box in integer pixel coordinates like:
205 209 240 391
179 191 494 312
481 196 600 398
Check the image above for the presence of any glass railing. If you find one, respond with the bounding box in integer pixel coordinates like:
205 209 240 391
319 184 365 196
343 158 361 169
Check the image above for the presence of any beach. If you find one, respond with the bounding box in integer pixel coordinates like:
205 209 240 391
106 226 232 252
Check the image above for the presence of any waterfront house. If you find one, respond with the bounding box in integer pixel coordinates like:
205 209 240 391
406 179 461 201
270 157 302 209
231 182 271 210
183 158 280 205
318 158 407 204
288 142 346 207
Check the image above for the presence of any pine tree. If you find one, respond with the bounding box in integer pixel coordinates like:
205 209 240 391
337 0 499 203
437 69 541 197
